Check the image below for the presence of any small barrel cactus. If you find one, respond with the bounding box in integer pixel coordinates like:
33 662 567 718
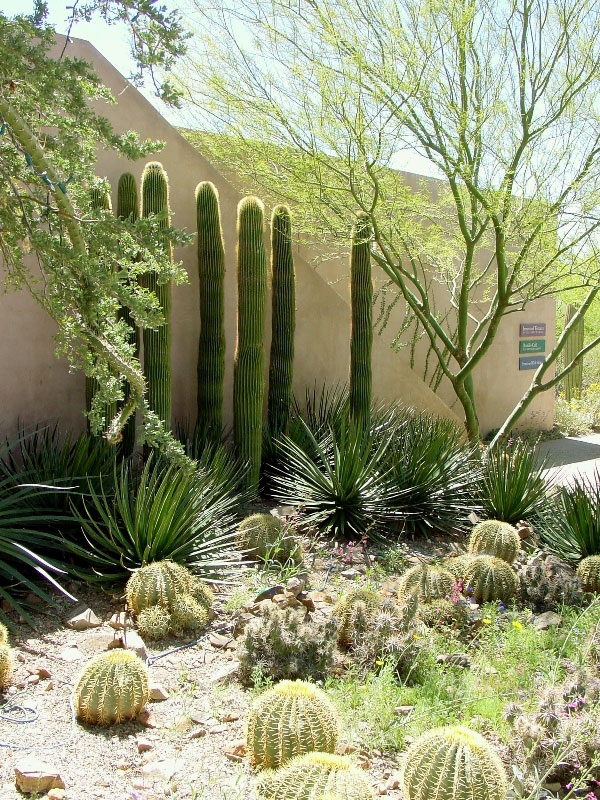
190 577 214 612
0 642 13 688
462 556 519 603
125 560 193 614
0 621 8 644
468 521 521 564
333 587 382 647
401 726 507 800
136 604 171 641
577 555 600 593
170 593 210 634
442 555 473 582
237 513 303 564
73 651 149 725
247 680 339 769
398 564 455 603
257 751 375 800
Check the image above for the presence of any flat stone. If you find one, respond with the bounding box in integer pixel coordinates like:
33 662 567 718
26 666 51 679
224 740 246 762
108 612 128 630
48 789 66 800
57 646 81 663
122 630 148 661
65 607 101 630
286 576 306 596
14 757 65 794
80 630 119 653
393 705 414 716
137 738 153 753
208 661 239 684
533 611 563 630
136 710 158 729
141 758 183 782
306 591 334 604
209 632 232 649
149 682 169 702
209 724 228 734
341 568 361 579
222 711 241 722
187 727 207 740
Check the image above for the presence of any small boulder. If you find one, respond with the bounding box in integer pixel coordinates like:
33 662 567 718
149 682 169 702
533 611 563 630
65 607 101 631
14 757 65 794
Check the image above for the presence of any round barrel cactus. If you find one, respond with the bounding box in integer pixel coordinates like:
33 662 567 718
333 586 382 646
125 560 193 614
468 521 520 564
256 752 375 800
73 651 149 725
237 513 303 564
442 555 474 582
136 604 171 641
190 577 215 612
0 621 8 645
0 643 13 688
462 556 518 603
398 564 455 603
170 593 210 634
401 726 507 800
577 555 600 593
247 680 339 769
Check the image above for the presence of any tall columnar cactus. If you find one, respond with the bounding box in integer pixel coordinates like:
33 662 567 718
233 196 267 493
0 642 13 688
564 303 584 401
125 560 193 615
196 181 226 444
397 564 455 603
247 680 339 769
116 172 140 456
462 555 519 603
349 213 373 426
236 512 303 564
141 162 172 429
468 520 521 564
267 205 295 439
577 555 600 593
401 726 508 800
73 651 149 725
256 752 375 800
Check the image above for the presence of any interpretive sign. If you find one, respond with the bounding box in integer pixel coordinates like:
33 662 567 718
519 355 545 370
519 322 546 337
519 339 545 354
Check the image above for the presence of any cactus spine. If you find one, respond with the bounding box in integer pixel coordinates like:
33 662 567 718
462 555 519 603
349 213 373 426
196 181 226 445
141 162 171 429
401 726 508 800
468 520 520 564
564 303 584 401
257 752 375 800
268 205 295 439
116 172 140 456
397 564 455 603
233 196 267 493
247 680 339 769
577 555 600 592
73 651 149 725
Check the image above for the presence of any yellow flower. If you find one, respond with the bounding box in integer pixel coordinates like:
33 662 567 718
375 660 384 666
512 620 523 630
483 617 492 624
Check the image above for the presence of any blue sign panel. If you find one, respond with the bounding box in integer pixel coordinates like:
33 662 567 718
519 355 545 370
520 322 546 337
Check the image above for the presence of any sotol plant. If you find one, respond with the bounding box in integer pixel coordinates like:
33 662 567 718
236 513 303 564
349 213 373 427
73 651 149 725
468 520 521 564
256 752 375 800
401 726 507 800
397 564 455 603
462 555 519 603
247 680 339 769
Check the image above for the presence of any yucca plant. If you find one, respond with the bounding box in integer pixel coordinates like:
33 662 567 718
481 438 550 524
541 470 600 560
73 456 243 585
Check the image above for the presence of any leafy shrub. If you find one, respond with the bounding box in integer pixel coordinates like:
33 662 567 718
237 606 337 686
74 456 243 585
554 386 600 435
480 437 550 524
541 470 600 560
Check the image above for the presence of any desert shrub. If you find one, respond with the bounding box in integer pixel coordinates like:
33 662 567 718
237 606 337 686
554 385 600 435
541 470 600 560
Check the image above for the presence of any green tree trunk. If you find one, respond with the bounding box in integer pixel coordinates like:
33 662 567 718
349 213 373 426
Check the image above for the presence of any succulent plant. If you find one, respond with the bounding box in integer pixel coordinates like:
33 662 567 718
256 752 375 800
247 679 339 769
333 586 382 647
0 643 13 688
468 520 520 564
397 564 455 603
401 726 508 800
125 560 193 615
170 593 210 634
236 513 303 564
462 555 519 603
136 604 171 641
577 555 600 592
518 551 581 611
349 213 373 427
73 651 149 725
0 621 8 645
189 577 214 612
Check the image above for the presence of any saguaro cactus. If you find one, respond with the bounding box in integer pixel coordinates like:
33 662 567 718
349 213 373 425
564 303 584 401
116 172 140 455
233 196 267 493
268 205 295 439
196 181 226 444
141 162 171 429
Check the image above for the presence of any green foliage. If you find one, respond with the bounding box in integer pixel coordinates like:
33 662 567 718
480 438 550 524
233 196 267 494
349 213 373 427
0 643 12 688
73 651 149 726
74 457 241 584
136 604 171 640
141 161 172 429
564 304 585 401
541 470 600 559
196 181 226 445
401 726 508 800
554 389 600 436
126 559 193 614
247 680 339 769
462 556 519 603
468 521 520 564
236 513 303 564
397 565 455 603
256 752 375 800
577 555 600 592
237 607 337 686
268 205 296 440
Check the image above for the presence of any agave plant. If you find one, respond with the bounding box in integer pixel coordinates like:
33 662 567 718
541 470 600 560
74 455 244 585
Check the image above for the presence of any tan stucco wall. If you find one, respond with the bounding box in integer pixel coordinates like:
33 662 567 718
0 37 554 440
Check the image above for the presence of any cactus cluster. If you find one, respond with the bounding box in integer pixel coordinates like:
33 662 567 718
349 213 373 427
401 726 508 800
333 586 382 647
236 513 303 564
257 752 375 800
0 623 12 689
73 651 149 725
577 555 600 593
468 520 520 564
397 564 455 603
126 560 192 614
461 555 519 603
518 551 581 611
247 680 339 769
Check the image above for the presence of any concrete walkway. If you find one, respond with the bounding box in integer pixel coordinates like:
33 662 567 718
536 433 600 486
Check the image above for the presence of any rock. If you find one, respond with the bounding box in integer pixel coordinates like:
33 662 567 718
306 591 335 604
122 630 148 661
272 591 304 610
209 724 228 734
136 710 158 729
25 592 43 606
14 757 65 794
533 611 563 630
222 711 241 722
108 612 128 630
80 630 119 653
209 632 233 649
337 743 358 755
341 568 361 579
48 789 66 800
224 740 246 762
209 661 239 685
141 758 183 782
286 576 306 596
65 607 101 630
149 682 169 702
57 646 81 663
187 727 207 740
137 738 153 753
393 705 414 716
297 593 316 613
26 665 51 679
252 585 285 603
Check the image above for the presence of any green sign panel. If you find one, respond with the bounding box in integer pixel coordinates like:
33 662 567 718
519 339 545 354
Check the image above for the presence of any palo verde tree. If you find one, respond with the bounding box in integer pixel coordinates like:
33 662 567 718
0 4 191 461
181 0 600 442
